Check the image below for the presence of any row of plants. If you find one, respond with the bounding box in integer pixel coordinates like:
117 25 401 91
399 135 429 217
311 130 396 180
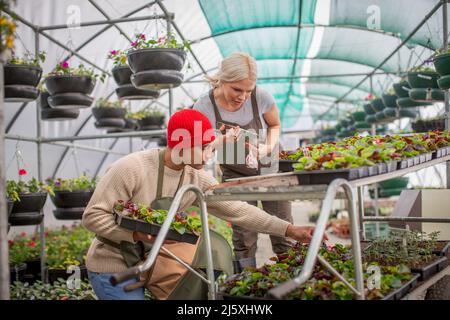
10 279 97 300
219 243 415 300
280 131 450 172
412 117 446 132
6 174 97 224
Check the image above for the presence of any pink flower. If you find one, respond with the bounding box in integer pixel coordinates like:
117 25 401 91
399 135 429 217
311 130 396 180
28 241 36 248
8 240 14 247
131 41 138 47
110 50 118 56
60 60 69 69
140 34 146 40
157 36 165 43
18 168 27 176
20 232 27 237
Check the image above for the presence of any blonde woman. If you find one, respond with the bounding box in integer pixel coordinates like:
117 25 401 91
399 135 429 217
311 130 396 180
193 52 293 269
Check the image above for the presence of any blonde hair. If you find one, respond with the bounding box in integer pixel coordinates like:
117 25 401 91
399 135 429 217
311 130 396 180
206 52 257 88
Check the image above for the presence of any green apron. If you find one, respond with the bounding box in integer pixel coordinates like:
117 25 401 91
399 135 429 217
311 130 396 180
97 149 185 268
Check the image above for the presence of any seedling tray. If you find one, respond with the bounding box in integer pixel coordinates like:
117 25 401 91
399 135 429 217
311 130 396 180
279 159 298 172
217 293 269 300
411 256 448 281
432 240 450 256
382 273 420 300
398 158 414 169
113 209 199 244
294 168 361 185
435 147 448 158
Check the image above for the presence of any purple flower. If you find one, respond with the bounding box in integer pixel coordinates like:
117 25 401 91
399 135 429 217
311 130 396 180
60 60 69 69
131 41 138 47
140 34 146 40
110 50 118 56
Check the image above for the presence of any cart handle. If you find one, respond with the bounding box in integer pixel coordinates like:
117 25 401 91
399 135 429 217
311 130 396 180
110 266 140 286
267 279 299 299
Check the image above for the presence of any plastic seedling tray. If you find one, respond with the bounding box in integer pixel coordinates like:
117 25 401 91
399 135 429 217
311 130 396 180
399 158 414 169
377 163 388 174
436 147 447 158
386 161 398 173
367 165 379 176
113 209 199 245
294 168 360 185
425 152 433 162
279 159 298 172
432 240 450 256
382 274 420 300
218 293 269 301
411 256 448 281
358 166 369 178
413 156 421 166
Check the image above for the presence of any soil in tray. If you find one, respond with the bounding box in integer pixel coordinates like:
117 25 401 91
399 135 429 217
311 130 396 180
411 256 448 281
114 210 199 244
433 240 450 256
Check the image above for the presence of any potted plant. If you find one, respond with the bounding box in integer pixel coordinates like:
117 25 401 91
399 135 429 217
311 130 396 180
135 106 166 130
127 33 190 90
382 88 398 108
4 51 45 102
9 233 42 283
39 84 80 121
370 97 385 112
433 46 450 88
407 65 445 102
45 226 94 283
45 61 104 109
7 178 51 226
108 49 160 100
46 175 97 220
10 279 97 300
91 98 126 129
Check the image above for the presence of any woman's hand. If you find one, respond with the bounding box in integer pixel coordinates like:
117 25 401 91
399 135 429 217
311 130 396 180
285 225 328 244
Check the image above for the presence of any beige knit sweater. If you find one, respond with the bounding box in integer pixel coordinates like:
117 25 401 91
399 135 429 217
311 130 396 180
82 148 290 273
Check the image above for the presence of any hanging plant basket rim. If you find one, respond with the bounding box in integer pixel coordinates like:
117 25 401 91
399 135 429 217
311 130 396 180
5 64 43 71
53 189 94 195
111 65 130 71
434 52 450 60
127 47 187 57
45 74 96 82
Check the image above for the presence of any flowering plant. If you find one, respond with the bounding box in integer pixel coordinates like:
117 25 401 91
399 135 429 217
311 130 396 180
0 6 16 52
45 174 97 193
128 32 190 51
48 60 106 82
95 98 123 108
8 51 46 66
107 49 127 67
133 106 165 119
7 178 53 202
9 232 41 265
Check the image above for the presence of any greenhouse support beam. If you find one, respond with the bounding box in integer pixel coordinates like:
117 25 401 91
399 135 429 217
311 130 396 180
0 54 10 300
443 0 450 189
320 0 444 118
1 8 110 75
41 129 166 143
5 102 28 133
363 217 450 223
5 134 39 143
94 138 120 178
156 0 208 75
38 13 171 31
88 0 132 42
48 141 127 156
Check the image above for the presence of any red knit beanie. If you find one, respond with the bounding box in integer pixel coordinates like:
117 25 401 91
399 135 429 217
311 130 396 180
167 109 216 149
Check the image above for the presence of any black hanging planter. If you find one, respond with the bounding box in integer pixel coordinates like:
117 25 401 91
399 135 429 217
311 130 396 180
437 75 450 90
363 103 376 115
382 94 398 108
409 88 445 103
112 65 134 86
371 98 386 112
53 208 85 220
4 85 40 102
92 107 126 120
48 92 94 109
138 115 165 128
433 52 450 76
9 193 47 226
396 97 432 108
46 264 88 284
40 91 80 121
50 190 94 209
383 108 397 118
393 81 411 98
45 75 95 95
115 84 160 100
107 118 138 133
10 263 27 284
128 48 186 89
365 115 376 124
407 71 440 89
375 111 387 122
4 64 42 87
95 118 126 129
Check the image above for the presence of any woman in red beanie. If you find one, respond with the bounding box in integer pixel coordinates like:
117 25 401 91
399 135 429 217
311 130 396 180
82 109 321 300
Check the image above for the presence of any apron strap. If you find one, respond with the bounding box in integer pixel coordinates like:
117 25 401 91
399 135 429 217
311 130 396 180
209 89 224 126
157 149 185 199
250 86 263 133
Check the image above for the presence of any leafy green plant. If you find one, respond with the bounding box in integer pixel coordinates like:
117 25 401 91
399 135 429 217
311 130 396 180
48 61 106 83
10 279 96 300
435 46 450 56
8 51 46 66
8 233 41 266
114 200 201 235
0 9 16 51
7 178 53 202
107 49 127 67
129 32 190 51
133 106 165 119
409 65 436 73
45 175 97 193
95 98 123 108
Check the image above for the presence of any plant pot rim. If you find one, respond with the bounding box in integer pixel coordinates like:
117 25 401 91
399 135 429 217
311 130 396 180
92 106 125 110
408 70 438 75
434 52 450 60
53 189 94 194
18 192 47 197
382 93 397 98
45 74 95 81
127 48 186 56
5 64 42 71
112 65 130 71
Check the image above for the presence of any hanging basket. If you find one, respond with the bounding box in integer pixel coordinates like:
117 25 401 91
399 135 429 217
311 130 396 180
53 208 85 220
128 48 186 73
407 71 440 89
112 65 133 86
92 107 126 120
46 265 88 284
383 108 397 118
375 111 387 122
48 92 94 109
11 193 47 214
382 94 398 109
50 190 94 209
365 115 376 124
107 118 138 133
363 103 376 115
45 75 95 95
138 115 165 128
433 52 450 76
131 69 184 90
371 98 386 112
41 107 80 121
4 85 40 102
4 64 42 87
437 74 450 90
10 263 27 284
95 118 126 129
396 97 432 108
351 111 366 122
115 84 160 100
354 121 371 130
393 81 411 98
409 88 445 103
